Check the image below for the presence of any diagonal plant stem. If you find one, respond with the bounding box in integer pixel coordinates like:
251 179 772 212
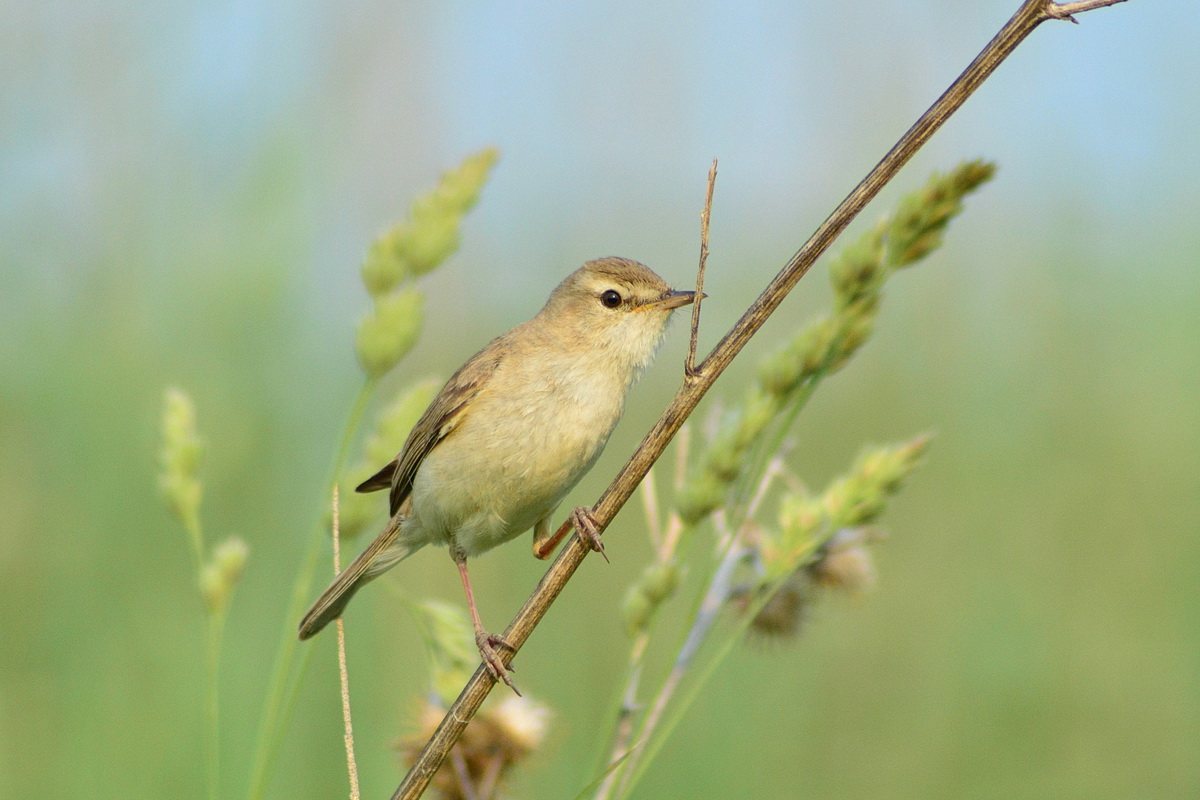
390 2 1131 797
617 560 818 798
611 540 748 800
604 460 787 799
590 433 692 788
597 457 785 800
607 527 748 800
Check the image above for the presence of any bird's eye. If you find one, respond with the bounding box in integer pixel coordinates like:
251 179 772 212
600 289 622 308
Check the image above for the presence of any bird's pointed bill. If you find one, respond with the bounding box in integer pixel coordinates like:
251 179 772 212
639 289 697 312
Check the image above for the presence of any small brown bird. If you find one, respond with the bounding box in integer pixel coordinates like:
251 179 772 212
298 257 695 687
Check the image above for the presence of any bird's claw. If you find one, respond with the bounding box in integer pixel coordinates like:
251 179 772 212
570 507 608 563
475 630 520 695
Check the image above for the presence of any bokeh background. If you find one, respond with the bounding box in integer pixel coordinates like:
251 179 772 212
3 1 1198 798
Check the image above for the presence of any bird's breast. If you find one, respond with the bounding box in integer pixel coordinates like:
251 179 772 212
409 353 629 556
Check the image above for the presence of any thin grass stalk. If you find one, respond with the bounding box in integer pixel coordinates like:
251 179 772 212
603 461 784 798
617 566 802 799
247 378 377 800
333 486 362 800
206 606 226 800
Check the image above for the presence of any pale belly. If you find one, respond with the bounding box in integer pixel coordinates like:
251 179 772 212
407 361 627 557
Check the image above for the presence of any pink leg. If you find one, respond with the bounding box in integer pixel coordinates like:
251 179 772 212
455 554 519 694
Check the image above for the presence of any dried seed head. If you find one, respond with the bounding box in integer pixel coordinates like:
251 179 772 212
399 695 550 800
812 545 876 594
490 695 550 755
753 579 810 638
729 571 813 641
808 528 881 595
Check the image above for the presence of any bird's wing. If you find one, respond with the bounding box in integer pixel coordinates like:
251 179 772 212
355 336 507 515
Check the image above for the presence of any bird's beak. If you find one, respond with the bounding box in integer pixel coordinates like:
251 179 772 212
641 289 700 312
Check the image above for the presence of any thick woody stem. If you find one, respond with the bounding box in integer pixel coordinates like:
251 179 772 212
390 2 1130 797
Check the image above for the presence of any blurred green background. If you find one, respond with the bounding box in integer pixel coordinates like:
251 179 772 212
3 1 1198 798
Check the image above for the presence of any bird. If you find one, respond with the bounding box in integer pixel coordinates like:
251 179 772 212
298 256 696 688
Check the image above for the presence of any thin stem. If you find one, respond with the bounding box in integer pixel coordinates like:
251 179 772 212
686 158 717 376
183 511 221 800
619 570 791 799
592 632 649 800
477 755 504 800
598 439 689 785
726 355 834 536
333 487 361 800
389 3 1127 796
449 751 478 800
639 467 662 554
206 609 225 800
672 425 690 491
613 543 747 798
184 517 205 575
746 458 786 523
657 516 684 567
247 378 377 800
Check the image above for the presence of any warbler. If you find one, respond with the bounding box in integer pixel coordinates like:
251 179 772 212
299 257 696 687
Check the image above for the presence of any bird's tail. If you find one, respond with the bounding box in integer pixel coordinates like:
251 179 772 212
297 514 422 640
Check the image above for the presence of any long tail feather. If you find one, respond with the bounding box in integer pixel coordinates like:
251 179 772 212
298 514 420 639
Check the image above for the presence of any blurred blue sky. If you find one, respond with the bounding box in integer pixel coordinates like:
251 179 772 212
4 1 1197 325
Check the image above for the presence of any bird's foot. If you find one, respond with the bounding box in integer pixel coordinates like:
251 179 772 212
570 506 608 563
475 629 520 695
